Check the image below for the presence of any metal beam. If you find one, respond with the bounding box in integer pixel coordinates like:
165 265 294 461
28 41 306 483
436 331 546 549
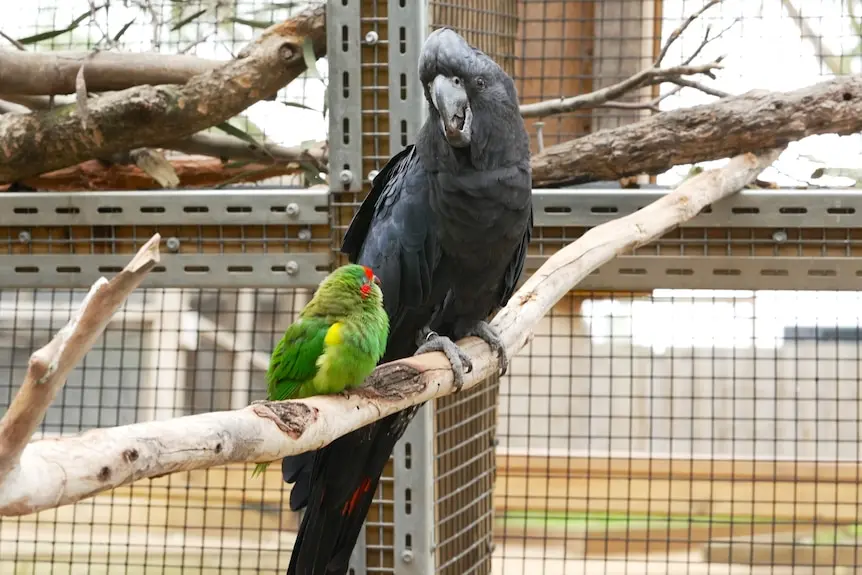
0 253 330 289
532 187 862 228
565 255 862 292
0 189 328 226
5 187 862 229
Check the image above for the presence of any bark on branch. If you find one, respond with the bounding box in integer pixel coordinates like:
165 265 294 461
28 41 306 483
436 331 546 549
0 149 781 516
0 156 321 192
0 5 326 184
0 49 223 95
531 75 862 187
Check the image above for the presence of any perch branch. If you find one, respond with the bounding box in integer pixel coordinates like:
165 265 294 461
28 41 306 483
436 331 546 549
520 0 726 118
531 75 862 187
0 234 160 486
0 149 780 516
0 5 326 184
0 49 222 95
0 156 315 191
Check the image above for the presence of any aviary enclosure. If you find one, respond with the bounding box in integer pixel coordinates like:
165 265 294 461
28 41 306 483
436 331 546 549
0 0 861 574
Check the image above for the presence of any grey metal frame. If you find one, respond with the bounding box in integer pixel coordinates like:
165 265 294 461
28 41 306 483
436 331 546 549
386 1 437 574
0 189 330 289
0 188 328 226
0 253 329 289
327 0 363 192
4 186 862 290
532 187 862 228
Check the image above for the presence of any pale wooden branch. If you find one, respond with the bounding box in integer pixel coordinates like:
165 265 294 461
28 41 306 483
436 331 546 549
0 49 222 95
0 149 780 517
0 234 161 487
520 0 726 119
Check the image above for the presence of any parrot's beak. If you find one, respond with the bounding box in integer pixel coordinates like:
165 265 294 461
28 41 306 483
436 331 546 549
431 74 472 148
372 274 381 286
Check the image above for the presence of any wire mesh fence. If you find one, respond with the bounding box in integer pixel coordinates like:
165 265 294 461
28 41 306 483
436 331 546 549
3 0 862 574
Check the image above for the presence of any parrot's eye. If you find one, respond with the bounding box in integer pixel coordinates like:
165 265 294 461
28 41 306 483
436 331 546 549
475 77 486 90
360 284 372 298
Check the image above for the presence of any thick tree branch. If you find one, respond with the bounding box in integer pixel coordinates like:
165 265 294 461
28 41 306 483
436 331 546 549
0 157 315 191
0 94 329 169
0 5 326 184
531 75 862 187
520 0 727 118
0 49 222 95
0 149 780 516
0 235 160 486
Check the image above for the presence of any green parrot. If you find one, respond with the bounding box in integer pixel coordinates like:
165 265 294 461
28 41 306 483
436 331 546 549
251 263 389 478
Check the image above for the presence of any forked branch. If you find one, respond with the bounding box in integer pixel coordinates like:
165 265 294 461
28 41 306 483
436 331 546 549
520 0 730 118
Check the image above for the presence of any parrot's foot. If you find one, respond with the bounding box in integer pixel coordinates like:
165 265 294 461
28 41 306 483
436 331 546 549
462 320 509 377
415 328 473 391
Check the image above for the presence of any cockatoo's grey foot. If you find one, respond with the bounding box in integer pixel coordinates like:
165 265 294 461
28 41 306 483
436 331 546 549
415 328 473 391
462 320 508 377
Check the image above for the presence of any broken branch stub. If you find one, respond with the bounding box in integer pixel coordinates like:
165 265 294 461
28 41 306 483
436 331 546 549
0 234 161 485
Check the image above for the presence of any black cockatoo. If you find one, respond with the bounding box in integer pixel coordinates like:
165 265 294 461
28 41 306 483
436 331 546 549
283 27 533 575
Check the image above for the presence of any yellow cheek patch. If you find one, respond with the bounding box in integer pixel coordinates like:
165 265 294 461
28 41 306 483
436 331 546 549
324 322 344 346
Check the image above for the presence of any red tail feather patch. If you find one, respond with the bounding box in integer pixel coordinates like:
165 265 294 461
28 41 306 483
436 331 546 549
342 477 372 516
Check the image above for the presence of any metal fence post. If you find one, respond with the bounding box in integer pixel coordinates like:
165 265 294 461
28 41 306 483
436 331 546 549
388 1 435 574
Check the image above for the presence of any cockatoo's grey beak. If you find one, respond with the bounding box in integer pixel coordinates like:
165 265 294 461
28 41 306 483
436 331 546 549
431 74 472 148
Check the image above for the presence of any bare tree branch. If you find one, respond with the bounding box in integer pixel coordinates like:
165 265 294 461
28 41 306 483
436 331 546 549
655 0 721 65
0 95 328 170
0 150 780 516
669 77 729 98
597 85 684 113
520 0 727 118
0 156 315 191
0 49 223 95
168 133 328 171
531 75 862 187
0 5 326 184
0 235 160 486
0 30 26 51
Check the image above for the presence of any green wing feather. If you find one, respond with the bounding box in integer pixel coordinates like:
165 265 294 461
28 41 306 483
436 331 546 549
265 317 331 401
252 317 330 478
